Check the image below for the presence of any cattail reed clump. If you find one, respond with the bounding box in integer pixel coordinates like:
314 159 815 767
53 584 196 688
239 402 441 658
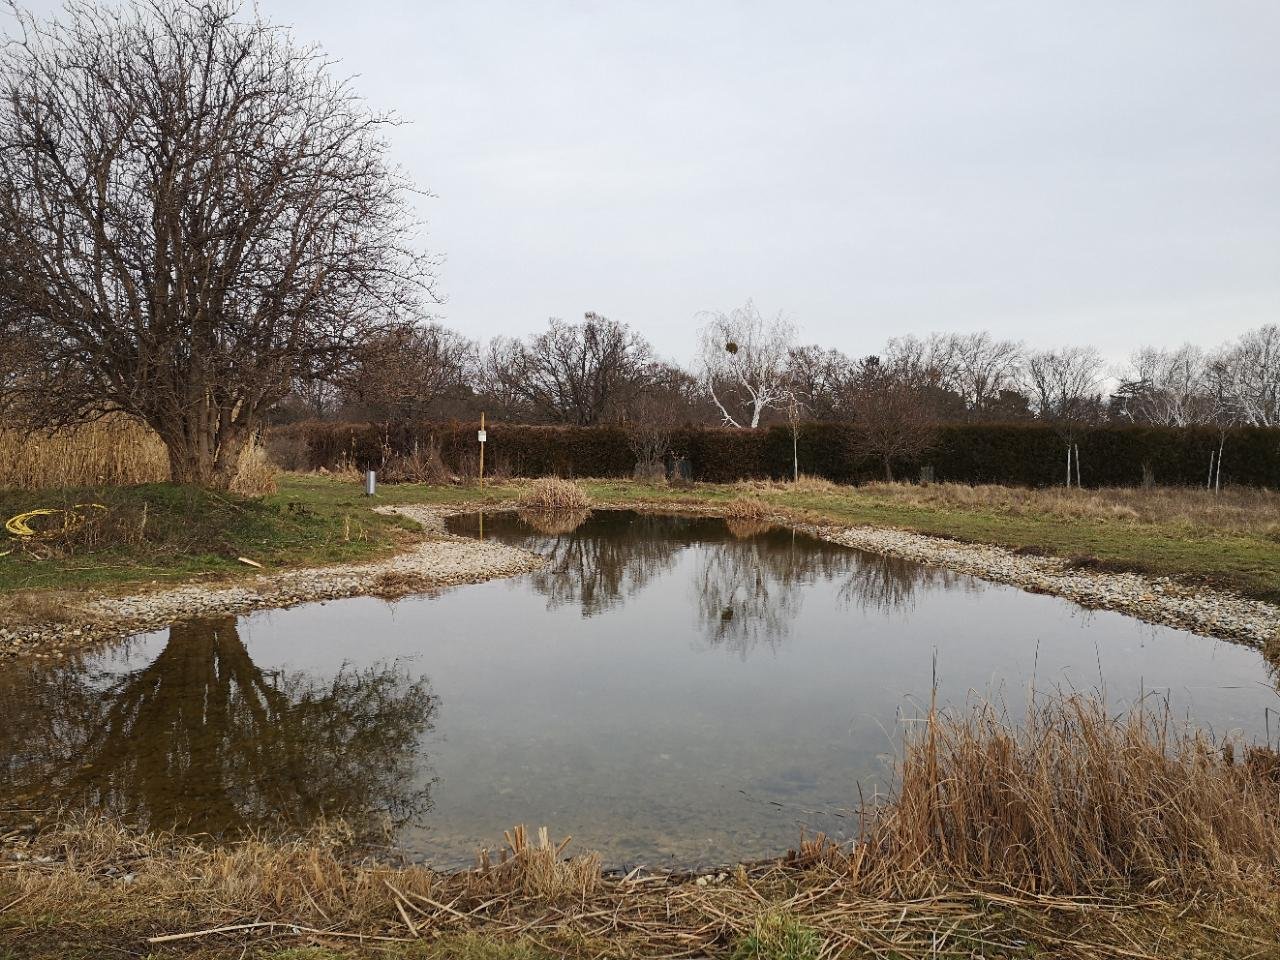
722 496 771 522
517 477 592 513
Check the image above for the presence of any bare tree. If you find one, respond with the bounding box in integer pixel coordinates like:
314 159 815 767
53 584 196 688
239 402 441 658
696 300 796 428
785 344 852 420
1212 324 1280 428
0 0 434 487
839 356 940 482
1022 346 1105 486
1115 344 1208 426
949 332 1024 418
475 336 532 421
499 314 653 425
341 323 476 422
632 361 715 423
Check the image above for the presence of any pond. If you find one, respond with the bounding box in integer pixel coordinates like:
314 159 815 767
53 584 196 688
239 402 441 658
1 509 1275 869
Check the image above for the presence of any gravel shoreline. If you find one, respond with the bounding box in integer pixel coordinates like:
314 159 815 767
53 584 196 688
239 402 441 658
0 501 1275 662
0 505 545 661
799 521 1278 648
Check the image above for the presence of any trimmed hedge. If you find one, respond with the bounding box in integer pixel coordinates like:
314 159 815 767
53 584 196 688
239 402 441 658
275 420 1280 488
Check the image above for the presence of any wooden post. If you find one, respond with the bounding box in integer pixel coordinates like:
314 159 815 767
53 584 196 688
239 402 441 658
478 412 486 487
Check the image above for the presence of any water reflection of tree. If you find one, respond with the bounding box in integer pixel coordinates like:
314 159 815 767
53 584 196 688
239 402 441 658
696 537 803 656
0 617 436 838
527 514 687 616
835 551 970 616
694 529 978 657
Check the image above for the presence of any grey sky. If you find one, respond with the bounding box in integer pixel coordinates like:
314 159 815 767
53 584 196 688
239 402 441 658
17 1 1280 365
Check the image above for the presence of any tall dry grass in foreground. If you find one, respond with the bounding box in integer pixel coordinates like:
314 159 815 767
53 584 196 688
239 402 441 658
517 476 592 513
5 692 1279 958
863 481 1280 538
0 414 276 495
875 693 1280 896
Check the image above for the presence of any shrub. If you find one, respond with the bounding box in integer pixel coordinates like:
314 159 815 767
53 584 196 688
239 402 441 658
287 419 1280 489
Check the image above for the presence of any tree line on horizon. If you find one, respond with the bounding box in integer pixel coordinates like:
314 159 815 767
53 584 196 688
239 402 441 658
281 303 1279 436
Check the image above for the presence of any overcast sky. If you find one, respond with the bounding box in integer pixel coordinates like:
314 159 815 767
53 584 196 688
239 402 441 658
18 1 1280 365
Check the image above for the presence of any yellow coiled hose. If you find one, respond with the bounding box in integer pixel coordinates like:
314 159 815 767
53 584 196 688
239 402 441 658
3 503 108 539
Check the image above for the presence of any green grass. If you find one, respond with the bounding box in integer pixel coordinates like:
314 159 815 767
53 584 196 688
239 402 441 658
1 474 1276 605
730 912 822 960
0 480 414 595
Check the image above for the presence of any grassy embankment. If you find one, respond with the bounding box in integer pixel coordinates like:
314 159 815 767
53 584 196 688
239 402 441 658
4 692 1280 959
0 474 1277 606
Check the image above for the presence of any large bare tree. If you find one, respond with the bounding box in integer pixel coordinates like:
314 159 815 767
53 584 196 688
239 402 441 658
0 0 434 486
1115 344 1209 427
784 344 852 420
497 313 654 426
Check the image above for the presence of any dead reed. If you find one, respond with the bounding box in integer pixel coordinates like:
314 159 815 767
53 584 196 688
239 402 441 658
517 477 592 513
0 414 168 488
871 692 1280 898
380 437 456 485
722 495 772 522
863 481 1280 538
0 414 277 496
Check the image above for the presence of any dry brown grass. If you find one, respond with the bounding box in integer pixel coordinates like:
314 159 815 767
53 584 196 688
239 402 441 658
863 481 1280 538
517 477 592 513
737 474 840 495
5 691 1280 958
872 692 1280 898
380 438 456 485
0 414 277 495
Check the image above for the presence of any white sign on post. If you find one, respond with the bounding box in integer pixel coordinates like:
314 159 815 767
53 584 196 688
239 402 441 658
477 430 487 443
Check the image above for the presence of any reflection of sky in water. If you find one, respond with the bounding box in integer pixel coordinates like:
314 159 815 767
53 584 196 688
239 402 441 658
1 510 1275 870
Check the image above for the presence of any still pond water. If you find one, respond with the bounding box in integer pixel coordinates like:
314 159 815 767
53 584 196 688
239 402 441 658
1 510 1276 868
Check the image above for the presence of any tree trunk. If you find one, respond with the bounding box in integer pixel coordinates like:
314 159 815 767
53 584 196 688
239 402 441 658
883 455 894 482
164 434 217 487
155 412 249 490
212 425 251 490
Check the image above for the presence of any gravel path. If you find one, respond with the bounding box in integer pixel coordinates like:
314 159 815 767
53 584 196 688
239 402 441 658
0 506 545 661
0 502 1275 662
